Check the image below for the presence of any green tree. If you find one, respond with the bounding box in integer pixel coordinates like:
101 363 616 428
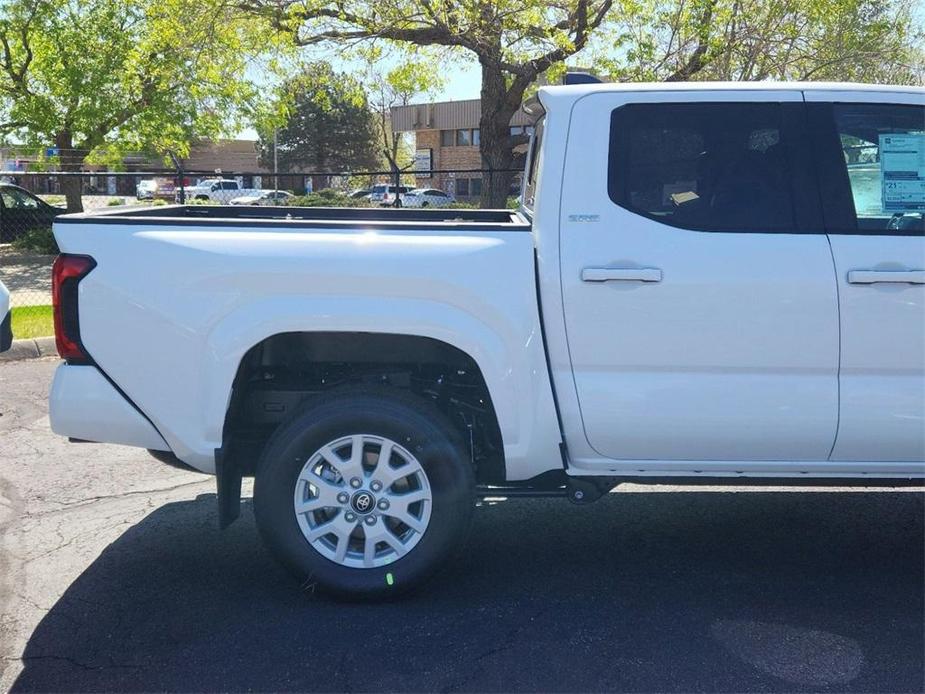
595 0 924 84
244 0 615 207
257 62 380 181
362 57 443 173
0 0 278 211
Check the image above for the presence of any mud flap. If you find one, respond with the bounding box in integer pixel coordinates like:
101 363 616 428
214 445 242 529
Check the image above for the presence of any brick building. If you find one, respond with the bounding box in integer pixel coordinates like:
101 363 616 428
390 99 533 199
0 139 268 196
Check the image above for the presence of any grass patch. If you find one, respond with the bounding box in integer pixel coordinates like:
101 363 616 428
11 305 54 339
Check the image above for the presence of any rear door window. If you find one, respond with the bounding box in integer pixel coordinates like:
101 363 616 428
831 103 924 235
608 103 799 232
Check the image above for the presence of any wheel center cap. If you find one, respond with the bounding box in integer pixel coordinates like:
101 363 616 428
350 490 376 515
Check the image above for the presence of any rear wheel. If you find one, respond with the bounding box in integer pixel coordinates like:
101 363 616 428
254 388 474 599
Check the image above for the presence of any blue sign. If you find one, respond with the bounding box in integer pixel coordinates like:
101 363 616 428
45 147 59 157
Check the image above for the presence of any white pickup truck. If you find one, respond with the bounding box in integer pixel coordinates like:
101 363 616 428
178 178 262 203
49 81 924 598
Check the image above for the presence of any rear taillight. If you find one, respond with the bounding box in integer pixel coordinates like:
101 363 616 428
52 254 96 363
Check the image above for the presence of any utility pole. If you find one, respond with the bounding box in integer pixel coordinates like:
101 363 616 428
273 128 278 190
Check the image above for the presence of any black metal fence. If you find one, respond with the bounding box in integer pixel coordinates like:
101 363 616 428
0 167 523 340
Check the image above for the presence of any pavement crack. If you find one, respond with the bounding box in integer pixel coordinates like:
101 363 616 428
22 478 212 517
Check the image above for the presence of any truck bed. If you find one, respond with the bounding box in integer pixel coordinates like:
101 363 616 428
57 204 531 232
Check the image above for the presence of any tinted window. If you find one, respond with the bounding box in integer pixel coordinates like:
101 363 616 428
440 130 454 147
456 178 469 196
608 103 796 232
456 129 472 147
1 188 40 209
831 103 924 235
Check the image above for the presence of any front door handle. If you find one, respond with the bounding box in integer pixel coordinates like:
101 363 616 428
582 267 663 283
847 270 925 285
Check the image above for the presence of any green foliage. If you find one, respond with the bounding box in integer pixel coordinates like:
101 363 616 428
359 51 445 169
288 188 371 207
11 226 58 254
594 0 924 84
0 0 284 165
246 0 617 205
258 62 381 173
106 198 126 206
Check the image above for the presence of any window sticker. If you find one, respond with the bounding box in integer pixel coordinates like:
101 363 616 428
880 133 925 213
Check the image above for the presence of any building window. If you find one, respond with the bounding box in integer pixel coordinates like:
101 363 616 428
454 177 482 197
440 128 481 148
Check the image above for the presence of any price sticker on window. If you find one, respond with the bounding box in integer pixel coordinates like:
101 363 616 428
880 133 925 213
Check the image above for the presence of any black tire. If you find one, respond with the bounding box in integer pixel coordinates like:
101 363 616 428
254 387 475 599
421 201 429 207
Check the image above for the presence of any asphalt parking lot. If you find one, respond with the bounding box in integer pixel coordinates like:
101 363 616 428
0 358 923 692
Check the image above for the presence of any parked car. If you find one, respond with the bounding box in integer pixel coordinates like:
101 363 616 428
368 184 411 204
399 188 456 208
348 188 372 199
177 178 262 203
229 190 295 206
47 81 924 599
136 180 157 200
0 184 65 243
0 278 10 352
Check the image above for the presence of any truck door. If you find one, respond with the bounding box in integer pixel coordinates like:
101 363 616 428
806 94 925 462
559 91 839 463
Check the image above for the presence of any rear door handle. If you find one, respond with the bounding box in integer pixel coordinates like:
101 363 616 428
582 267 663 283
847 270 925 285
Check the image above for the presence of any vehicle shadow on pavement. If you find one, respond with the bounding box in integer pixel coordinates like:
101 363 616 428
11 489 924 693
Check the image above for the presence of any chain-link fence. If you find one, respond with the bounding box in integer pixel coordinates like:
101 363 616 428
0 167 523 341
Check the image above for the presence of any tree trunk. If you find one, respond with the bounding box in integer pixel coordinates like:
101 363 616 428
478 63 518 209
56 131 85 213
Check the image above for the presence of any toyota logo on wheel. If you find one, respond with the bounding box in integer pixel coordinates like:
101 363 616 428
351 491 375 514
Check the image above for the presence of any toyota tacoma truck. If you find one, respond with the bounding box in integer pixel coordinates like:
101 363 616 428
48 81 924 598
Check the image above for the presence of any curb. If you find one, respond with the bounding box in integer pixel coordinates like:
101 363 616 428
0 337 58 362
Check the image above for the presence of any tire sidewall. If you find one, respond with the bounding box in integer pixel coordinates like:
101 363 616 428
254 393 473 599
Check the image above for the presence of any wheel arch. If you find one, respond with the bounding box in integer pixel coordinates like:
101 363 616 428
221 330 508 484
199 294 562 485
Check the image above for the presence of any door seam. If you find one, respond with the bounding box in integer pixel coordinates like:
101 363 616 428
825 232 842 461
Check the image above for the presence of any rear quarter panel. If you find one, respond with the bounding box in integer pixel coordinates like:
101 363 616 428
52 220 562 479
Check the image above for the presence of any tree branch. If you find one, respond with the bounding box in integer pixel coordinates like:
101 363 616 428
665 0 717 81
